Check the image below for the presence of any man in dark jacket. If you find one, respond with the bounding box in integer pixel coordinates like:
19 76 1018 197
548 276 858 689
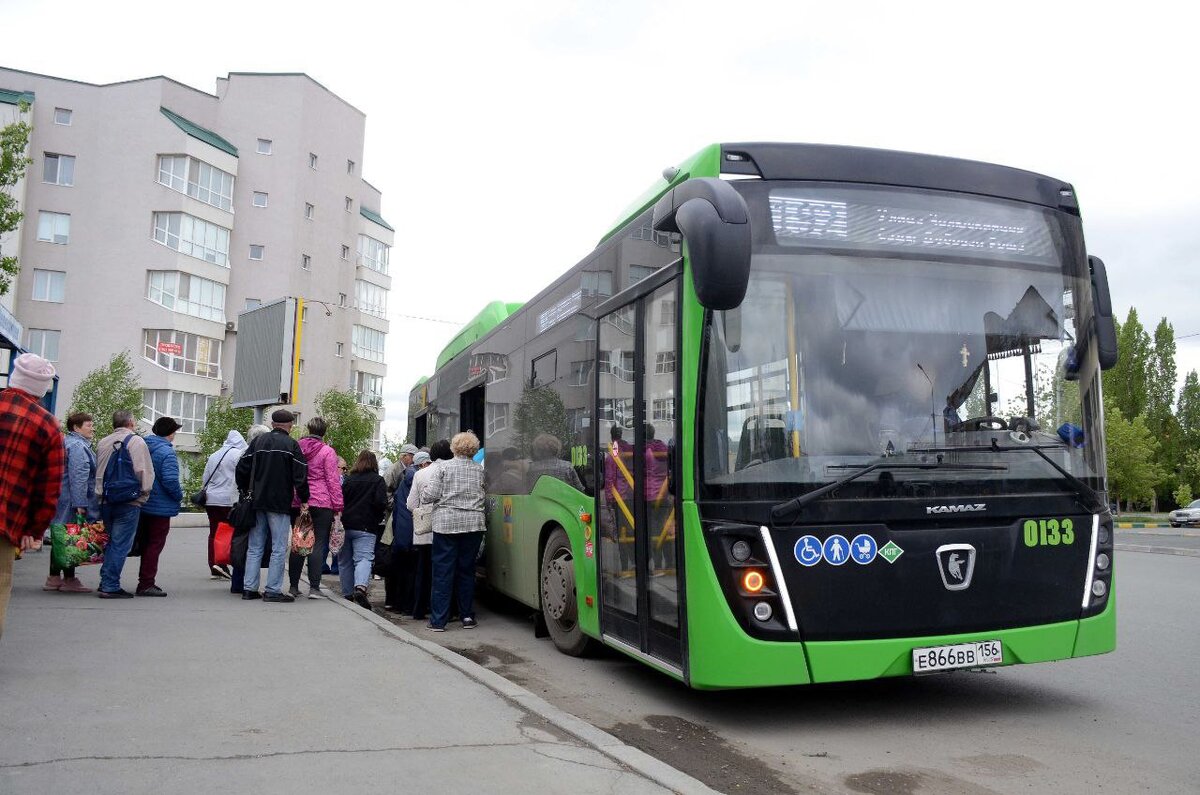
235 410 309 603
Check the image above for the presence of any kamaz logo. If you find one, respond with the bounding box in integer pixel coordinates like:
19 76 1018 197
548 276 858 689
926 503 987 514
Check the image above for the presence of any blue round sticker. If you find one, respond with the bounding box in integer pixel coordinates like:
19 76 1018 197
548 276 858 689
822 534 850 566
795 535 822 567
850 534 877 565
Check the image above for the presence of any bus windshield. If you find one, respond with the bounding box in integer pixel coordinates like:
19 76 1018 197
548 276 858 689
701 183 1103 502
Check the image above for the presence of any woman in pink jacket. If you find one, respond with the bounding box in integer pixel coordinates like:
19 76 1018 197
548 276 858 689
288 417 343 598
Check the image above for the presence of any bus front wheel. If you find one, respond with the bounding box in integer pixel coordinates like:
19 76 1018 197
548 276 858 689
540 528 594 657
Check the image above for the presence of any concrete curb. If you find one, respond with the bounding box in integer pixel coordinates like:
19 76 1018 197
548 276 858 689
325 593 718 795
1115 544 1200 558
1115 522 1169 529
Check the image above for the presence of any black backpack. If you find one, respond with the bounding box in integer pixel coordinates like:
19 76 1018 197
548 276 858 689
103 439 142 504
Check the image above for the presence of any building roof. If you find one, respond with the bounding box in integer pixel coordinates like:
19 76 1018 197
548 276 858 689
159 107 238 157
0 87 35 106
359 206 394 232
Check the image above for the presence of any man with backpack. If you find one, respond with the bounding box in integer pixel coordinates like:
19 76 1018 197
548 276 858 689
94 410 155 598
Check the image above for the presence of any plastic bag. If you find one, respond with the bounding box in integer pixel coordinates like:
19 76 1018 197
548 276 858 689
213 522 234 566
50 515 109 568
329 516 345 555
290 510 315 557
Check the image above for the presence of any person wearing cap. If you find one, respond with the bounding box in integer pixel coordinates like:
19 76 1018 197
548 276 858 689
0 353 65 640
405 444 446 621
235 409 309 603
95 410 156 598
384 444 419 492
135 417 184 597
383 444 419 612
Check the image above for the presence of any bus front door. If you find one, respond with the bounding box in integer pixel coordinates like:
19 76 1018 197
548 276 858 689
596 282 683 672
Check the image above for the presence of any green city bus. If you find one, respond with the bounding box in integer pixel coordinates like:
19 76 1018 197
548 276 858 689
408 142 1118 689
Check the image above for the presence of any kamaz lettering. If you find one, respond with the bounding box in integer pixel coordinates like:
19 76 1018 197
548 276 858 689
926 503 987 514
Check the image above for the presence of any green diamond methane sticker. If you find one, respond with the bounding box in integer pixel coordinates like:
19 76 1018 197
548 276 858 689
878 540 905 564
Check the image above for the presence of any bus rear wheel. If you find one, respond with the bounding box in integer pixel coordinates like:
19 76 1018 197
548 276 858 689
540 528 594 657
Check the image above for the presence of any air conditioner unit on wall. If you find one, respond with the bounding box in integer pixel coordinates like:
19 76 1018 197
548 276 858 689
225 321 236 331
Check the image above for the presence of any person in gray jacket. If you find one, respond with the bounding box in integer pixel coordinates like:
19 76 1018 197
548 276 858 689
200 430 247 579
46 412 101 593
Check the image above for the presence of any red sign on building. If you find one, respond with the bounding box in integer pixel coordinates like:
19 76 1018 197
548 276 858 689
157 342 183 356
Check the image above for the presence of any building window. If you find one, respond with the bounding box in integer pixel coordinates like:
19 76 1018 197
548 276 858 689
652 398 676 422
341 244 350 260
298 359 305 374
352 325 386 362
338 292 347 307
628 264 657 286
469 352 509 384
31 269 66 303
249 245 264 260
356 234 390 274
142 389 217 435
245 298 261 310
659 299 676 326
301 306 308 323
354 279 389 319
53 107 72 125
257 138 272 155
654 351 676 374
43 154 75 186
486 402 509 436
143 329 222 379
305 203 314 220
252 191 268 207
354 371 384 407
336 342 344 357
145 271 226 323
599 351 635 381
347 159 355 174
569 360 592 386
26 329 60 362
301 254 311 270
345 196 353 212
156 155 234 211
36 212 70 244
581 271 613 297
152 212 231 266
309 153 318 169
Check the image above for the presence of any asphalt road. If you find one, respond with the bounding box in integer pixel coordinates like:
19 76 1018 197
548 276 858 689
380 547 1200 794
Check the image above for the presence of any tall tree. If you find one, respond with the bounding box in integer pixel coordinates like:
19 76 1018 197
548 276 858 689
0 102 33 296
312 388 377 465
68 351 143 439
1102 309 1152 420
1177 370 1200 452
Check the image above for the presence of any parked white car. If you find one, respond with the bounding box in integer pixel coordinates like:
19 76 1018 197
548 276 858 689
1168 499 1200 528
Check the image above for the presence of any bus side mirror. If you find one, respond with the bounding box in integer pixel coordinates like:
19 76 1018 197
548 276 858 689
1088 256 1118 370
652 178 751 311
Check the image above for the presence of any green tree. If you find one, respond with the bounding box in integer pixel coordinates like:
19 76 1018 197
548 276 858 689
512 385 571 457
1177 370 1200 452
312 388 377 464
0 101 33 295
180 398 254 500
68 351 143 439
1173 483 1193 510
1102 309 1152 420
378 432 410 463
1103 401 1165 511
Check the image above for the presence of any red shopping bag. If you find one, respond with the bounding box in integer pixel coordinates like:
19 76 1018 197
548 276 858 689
213 521 234 566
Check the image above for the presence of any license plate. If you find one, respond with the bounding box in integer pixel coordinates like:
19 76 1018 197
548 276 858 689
912 640 1003 673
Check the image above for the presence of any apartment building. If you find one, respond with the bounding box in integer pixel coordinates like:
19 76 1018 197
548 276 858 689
0 68 392 451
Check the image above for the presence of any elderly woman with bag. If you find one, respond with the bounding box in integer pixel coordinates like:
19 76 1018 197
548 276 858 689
406 442 449 621
198 429 247 579
425 432 486 632
45 412 101 593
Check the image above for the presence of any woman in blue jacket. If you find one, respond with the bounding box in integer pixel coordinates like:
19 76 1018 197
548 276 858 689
137 417 183 597
45 412 101 593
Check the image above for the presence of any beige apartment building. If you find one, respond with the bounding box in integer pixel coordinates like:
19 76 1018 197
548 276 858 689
0 68 392 452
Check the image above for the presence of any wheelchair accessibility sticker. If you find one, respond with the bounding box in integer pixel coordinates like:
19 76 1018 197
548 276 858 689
795 535 822 567
795 533 886 567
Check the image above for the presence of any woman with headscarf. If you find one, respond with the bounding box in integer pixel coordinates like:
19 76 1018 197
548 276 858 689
200 429 247 580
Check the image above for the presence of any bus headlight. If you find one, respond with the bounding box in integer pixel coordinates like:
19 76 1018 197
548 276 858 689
1096 552 1110 571
1091 580 1107 598
731 540 753 562
742 570 765 593
753 602 773 622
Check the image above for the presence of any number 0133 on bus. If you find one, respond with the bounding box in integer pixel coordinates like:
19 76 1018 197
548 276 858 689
409 142 1118 689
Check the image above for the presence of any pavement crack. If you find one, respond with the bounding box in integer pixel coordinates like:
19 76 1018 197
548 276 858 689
528 744 624 774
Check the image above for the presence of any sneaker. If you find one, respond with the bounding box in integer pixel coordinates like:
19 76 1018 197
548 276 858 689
59 577 92 593
136 586 168 597
288 586 302 598
211 565 231 580
353 586 371 610
426 623 446 632
307 587 323 600
462 617 477 629
241 591 263 601
43 575 63 591
98 589 134 599
263 591 295 603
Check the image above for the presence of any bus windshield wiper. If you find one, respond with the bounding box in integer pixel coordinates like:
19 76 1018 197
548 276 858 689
905 440 1106 513
770 459 1006 525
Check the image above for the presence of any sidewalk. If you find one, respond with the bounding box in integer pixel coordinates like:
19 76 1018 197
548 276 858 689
0 522 713 794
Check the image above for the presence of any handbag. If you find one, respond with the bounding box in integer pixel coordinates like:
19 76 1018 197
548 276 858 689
328 516 345 555
50 514 109 569
191 447 232 507
413 503 434 538
373 539 394 575
213 521 234 567
290 510 315 557
228 446 258 534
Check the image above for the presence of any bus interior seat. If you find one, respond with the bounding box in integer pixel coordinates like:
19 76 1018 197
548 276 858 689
735 414 788 470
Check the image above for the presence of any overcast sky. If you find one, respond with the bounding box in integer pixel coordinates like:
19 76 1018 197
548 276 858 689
5 0 1197 438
